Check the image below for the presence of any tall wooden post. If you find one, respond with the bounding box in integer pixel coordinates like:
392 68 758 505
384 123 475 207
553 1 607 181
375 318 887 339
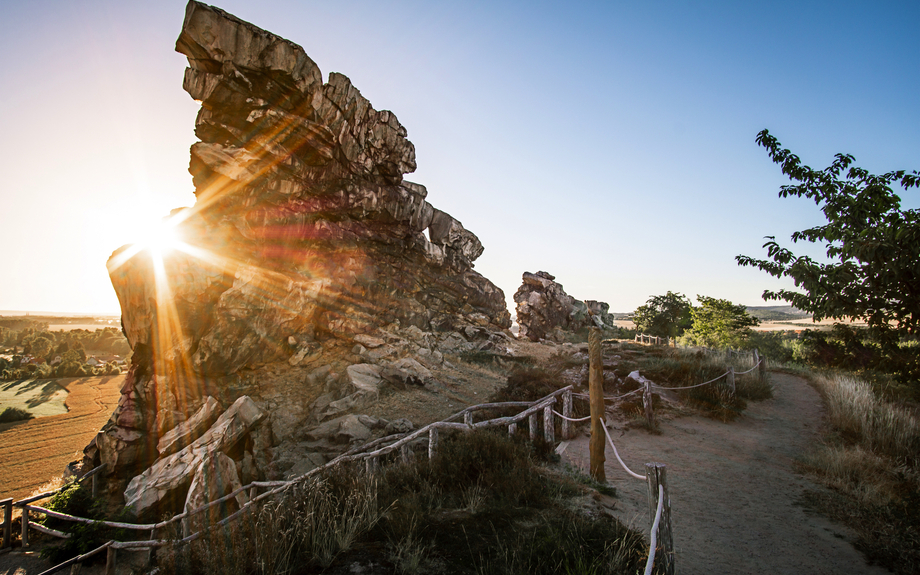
588 328 606 482
1 498 11 550
562 389 573 440
646 463 675 575
758 349 767 377
727 367 736 399
529 413 538 441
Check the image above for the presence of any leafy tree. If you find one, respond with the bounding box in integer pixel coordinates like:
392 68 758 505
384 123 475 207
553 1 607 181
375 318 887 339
29 336 53 362
682 295 759 349
632 291 693 338
737 130 920 346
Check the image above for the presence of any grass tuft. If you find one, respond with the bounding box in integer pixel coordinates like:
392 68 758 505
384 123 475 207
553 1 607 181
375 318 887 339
799 372 920 574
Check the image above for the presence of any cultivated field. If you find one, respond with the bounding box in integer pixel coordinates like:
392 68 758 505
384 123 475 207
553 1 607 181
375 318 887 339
0 375 122 502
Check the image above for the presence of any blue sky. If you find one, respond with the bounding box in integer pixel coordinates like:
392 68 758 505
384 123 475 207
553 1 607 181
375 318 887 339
1 0 917 315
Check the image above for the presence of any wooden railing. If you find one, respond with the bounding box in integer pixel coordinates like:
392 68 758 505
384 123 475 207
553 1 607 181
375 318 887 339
0 332 769 575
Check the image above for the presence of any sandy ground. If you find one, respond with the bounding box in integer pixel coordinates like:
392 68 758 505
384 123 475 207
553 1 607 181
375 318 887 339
563 372 888 575
0 375 123 502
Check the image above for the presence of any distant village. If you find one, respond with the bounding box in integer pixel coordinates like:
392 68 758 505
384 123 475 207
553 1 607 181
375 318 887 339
0 315 128 380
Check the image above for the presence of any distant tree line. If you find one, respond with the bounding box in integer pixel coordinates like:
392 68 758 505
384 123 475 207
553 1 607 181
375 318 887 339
0 322 129 380
632 292 760 349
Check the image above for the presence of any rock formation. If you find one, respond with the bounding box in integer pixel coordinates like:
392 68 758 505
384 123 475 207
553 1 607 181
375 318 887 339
86 0 514 518
513 271 615 342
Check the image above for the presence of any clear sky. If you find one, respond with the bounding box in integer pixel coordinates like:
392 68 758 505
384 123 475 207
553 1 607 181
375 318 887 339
1 0 917 316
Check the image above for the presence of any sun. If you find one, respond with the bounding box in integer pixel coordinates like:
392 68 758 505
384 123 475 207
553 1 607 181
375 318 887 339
137 217 181 259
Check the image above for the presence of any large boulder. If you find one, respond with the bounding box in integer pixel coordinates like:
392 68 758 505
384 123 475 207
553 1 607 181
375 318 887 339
513 271 614 341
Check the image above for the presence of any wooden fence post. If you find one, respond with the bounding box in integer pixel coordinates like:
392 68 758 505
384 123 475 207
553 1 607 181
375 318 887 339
727 367 736 399
106 545 116 575
20 507 28 548
1 498 11 551
645 463 675 575
428 427 438 459
529 413 538 441
400 445 410 464
508 423 517 436
464 412 473 427
643 379 655 429
365 456 377 475
562 389 573 440
588 328 606 482
758 349 767 377
543 405 554 444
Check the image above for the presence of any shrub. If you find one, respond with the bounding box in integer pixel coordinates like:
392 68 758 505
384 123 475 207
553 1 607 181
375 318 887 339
0 406 33 423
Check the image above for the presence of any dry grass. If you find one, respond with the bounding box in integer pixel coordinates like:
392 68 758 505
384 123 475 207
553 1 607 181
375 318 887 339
800 373 920 574
157 430 649 575
816 374 920 463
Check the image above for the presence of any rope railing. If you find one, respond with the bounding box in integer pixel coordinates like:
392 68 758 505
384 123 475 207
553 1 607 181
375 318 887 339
599 422 645 480
644 483 665 575
552 410 591 423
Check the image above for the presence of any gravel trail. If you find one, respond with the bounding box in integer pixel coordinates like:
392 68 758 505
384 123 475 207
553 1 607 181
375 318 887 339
563 372 888 575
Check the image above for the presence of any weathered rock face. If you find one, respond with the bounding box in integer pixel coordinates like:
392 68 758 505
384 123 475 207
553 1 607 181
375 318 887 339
513 271 614 342
92 0 513 501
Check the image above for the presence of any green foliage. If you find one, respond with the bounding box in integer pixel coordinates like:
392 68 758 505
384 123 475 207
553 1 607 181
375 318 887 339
747 330 798 364
39 480 122 565
681 295 759 349
0 406 34 423
737 129 920 345
632 291 693 338
29 336 53 361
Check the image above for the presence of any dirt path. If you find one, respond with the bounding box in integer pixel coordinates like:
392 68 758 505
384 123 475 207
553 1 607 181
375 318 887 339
0 375 123 502
563 372 889 575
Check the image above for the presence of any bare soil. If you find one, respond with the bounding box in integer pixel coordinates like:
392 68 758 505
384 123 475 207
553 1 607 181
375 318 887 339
562 372 889 575
0 375 123 502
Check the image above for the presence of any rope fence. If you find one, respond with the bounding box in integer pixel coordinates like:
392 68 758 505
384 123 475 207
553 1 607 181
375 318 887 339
1 332 769 575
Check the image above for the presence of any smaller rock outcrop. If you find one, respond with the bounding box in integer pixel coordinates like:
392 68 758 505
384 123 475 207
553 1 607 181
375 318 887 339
513 271 615 342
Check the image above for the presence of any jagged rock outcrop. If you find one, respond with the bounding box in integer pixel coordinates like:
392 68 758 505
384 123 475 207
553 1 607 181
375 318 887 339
89 0 514 509
513 271 615 342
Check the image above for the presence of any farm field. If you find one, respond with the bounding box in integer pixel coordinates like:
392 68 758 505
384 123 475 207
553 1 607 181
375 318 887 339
0 375 122 502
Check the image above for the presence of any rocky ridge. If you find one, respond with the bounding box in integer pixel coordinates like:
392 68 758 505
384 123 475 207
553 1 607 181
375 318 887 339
85 0 516 519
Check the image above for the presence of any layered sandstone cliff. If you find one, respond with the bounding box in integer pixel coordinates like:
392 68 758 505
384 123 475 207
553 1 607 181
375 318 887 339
86 1 512 517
